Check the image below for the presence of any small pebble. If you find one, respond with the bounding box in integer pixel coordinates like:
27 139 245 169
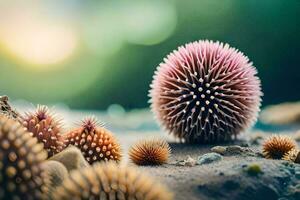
226 145 243 154
43 160 68 187
211 146 226 155
197 153 222 165
50 146 89 172
245 163 263 176
211 145 261 157
175 155 196 167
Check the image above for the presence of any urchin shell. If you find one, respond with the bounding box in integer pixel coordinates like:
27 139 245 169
262 135 297 159
21 105 65 157
129 138 171 165
283 148 300 163
64 118 122 164
0 115 49 200
53 162 173 200
150 40 262 143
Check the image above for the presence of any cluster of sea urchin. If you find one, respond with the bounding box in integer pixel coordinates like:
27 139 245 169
262 135 297 159
53 162 173 200
129 138 171 165
21 105 65 157
150 40 262 144
0 115 49 200
64 117 122 164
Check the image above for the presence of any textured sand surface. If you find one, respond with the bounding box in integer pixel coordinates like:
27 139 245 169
120 133 300 200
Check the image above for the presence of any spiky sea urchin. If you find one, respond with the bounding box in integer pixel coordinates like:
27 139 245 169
262 135 297 159
21 105 65 157
64 117 122 164
54 162 173 200
0 115 49 200
129 138 171 165
150 40 262 143
283 148 300 163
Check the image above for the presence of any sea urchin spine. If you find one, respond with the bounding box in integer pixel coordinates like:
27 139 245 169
150 40 262 143
54 162 173 200
0 115 49 200
129 138 171 165
262 135 297 159
21 105 65 157
64 117 122 164
283 148 300 163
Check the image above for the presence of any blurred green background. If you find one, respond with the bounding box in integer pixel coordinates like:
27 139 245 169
0 0 299 110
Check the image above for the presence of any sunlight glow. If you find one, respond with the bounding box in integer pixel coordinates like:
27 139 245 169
0 11 78 67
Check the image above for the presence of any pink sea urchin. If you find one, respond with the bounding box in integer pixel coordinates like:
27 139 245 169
150 40 262 143
21 105 65 157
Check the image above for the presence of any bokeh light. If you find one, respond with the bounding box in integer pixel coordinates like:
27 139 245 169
121 1 177 45
0 2 78 68
0 23 78 67
82 9 124 57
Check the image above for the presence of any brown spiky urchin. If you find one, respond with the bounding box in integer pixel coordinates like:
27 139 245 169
262 135 297 159
0 115 49 200
283 148 300 163
150 40 262 143
64 117 122 164
54 162 173 200
129 138 171 165
21 105 65 157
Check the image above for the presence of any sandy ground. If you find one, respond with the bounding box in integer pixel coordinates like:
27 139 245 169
118 131 299 200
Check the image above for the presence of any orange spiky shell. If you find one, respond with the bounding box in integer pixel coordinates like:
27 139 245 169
64 118 122 164
54 162 173 200
262 135 297 159
129 138 171 165
0 115 49 200
21 105 65 157
283 148 300 163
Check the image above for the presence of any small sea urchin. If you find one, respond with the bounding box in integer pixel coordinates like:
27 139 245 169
21 105 65 157
283 148 300 163
54 162 173 200
64 117 121 164
150 40 262 143
129 138 171 165
0 115 49 200
262 135 297 159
